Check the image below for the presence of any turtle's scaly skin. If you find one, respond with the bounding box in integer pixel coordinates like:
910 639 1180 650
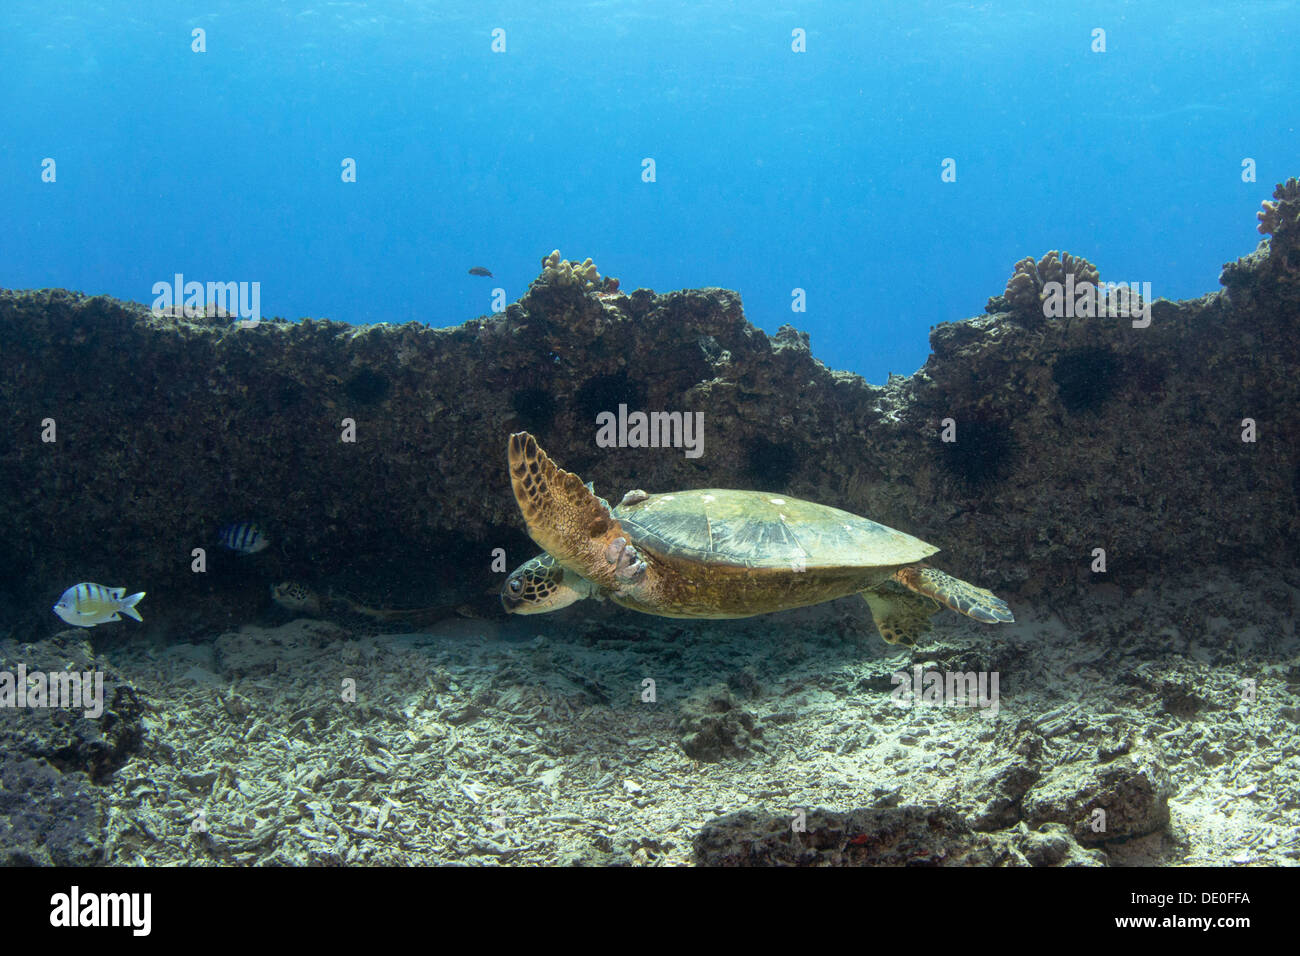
500 552 598 613
505 432 1014 639
894 565 1012 625
862 586 941 647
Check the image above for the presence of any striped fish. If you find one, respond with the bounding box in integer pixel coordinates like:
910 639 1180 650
218 521 269 554
53 583 145 627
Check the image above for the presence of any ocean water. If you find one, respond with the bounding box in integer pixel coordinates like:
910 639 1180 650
3 0 1294 382
2 0 1299 883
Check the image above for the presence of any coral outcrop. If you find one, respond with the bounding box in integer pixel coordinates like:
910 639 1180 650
676 686 765 761
540 249 621 294
1257 177 1300 291
1 184 1297 639
0 632 146 864
986 250 1100 321
1257 176 1300 241
1222 178 1300 304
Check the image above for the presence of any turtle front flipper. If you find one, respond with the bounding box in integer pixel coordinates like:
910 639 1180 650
508 432 648 593
894 564 1014 624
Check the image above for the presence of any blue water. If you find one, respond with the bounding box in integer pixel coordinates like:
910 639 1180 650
2 1 1294 382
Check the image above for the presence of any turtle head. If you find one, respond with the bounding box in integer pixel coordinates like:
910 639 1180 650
501 553 595 614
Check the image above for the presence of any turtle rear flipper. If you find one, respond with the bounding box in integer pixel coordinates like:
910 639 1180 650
509 432 646 592
894 565 1014 624
862 586 941 646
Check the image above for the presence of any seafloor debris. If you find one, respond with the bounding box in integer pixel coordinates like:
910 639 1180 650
1021 737 1174 845
676 685 764 761
0 632 144 864
0 633 144 782
45 563 1300 866
693 806 1105 866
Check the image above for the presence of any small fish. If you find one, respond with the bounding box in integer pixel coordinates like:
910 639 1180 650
53 583 145 627
218 521 269 554
468 266 493 278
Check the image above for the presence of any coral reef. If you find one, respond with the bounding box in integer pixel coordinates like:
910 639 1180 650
74 563 1300 866
986 250 1100 321
151 302 238 325
937 416 1017 489
4 187 1299 868
1 217 1298 639
1051 346 1120 414
1223 178 1300 304
539 249 621 294
1257 176 1300 240
1257 177 1300 289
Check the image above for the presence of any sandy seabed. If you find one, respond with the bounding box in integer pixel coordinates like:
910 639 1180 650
82 567 1300 866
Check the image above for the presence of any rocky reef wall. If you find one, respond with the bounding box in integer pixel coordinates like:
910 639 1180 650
2 183 1298 638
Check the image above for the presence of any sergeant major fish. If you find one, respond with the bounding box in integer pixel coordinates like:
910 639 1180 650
53 583 146 627
218 521 269 554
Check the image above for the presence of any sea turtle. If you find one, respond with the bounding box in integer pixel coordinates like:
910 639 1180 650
501 432 1013 646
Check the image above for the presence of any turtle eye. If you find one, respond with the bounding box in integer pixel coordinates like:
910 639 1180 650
508 578 523 594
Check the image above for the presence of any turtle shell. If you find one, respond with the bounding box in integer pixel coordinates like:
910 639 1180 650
612 489 938 570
